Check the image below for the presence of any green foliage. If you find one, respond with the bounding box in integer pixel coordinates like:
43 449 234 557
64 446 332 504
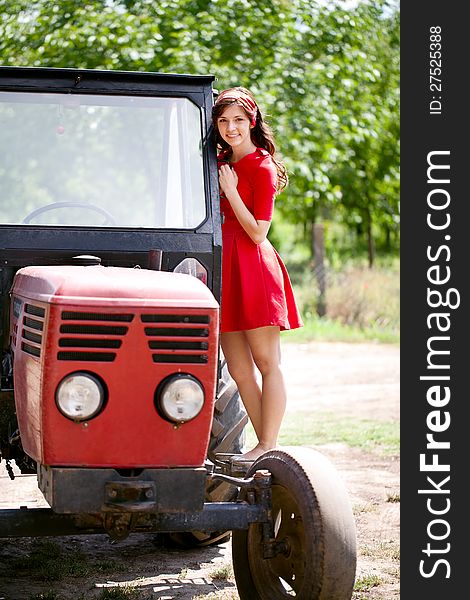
0 0 290 76
354 573 384 591
324 265 399 330
268 1 400 262
209 561 234 581
0 0 399 260
286 258 399 342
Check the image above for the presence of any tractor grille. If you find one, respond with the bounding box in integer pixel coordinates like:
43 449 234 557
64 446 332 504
21 304 45 358
142 314 210 364
57 311 133 362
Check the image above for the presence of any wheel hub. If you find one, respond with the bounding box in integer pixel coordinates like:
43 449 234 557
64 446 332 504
249 484 306 597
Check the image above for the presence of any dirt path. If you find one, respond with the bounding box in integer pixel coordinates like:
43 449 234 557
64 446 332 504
0 341 400 600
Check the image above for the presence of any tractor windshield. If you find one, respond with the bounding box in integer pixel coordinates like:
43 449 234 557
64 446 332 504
0 91 206 229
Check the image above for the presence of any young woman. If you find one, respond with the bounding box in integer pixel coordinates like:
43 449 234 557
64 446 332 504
212 87 303 462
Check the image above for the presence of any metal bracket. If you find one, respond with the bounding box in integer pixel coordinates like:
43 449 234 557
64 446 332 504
4 458 14 480
103 481 156 512
208 471 256 489
103 512 139 541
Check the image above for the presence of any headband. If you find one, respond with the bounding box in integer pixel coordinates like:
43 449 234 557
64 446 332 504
216 89 257 126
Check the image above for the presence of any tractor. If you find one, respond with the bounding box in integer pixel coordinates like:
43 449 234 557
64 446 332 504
0 65 356 599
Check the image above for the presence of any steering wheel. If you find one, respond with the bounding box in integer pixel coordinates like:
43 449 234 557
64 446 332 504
22 201 117 226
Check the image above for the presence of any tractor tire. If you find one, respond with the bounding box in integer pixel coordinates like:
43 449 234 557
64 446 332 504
206 354 248 501
165 356 248 548
232 447 357 600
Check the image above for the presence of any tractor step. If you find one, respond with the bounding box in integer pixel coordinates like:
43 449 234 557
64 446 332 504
212 452 254 476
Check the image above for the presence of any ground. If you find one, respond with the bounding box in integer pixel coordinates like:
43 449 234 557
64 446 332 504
0 341 399 600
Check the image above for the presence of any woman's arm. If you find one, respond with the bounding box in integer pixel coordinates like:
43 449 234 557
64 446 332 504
219 164 271 245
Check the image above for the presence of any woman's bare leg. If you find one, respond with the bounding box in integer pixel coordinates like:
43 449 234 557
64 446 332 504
241 326 286 461
220 331 263 441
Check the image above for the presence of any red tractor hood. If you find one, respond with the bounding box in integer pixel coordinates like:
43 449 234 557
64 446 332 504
10 263 220 468
12 265 218 309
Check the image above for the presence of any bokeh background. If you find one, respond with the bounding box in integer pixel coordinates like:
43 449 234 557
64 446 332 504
0 0 400 343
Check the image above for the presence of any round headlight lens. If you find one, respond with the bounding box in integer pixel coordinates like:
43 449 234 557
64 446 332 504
56 373 105 421
158 375 204 423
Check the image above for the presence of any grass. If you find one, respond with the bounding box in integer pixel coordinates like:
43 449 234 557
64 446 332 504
95 588 142 600
282 257 400 344
209 562 234 581
12 539 126 583
245 411 399 456
282 316 399 344
354 573 384 592
362 541 400 561
29 593 60 600
31 588 146 600
353 501 379 515
386 491 400 503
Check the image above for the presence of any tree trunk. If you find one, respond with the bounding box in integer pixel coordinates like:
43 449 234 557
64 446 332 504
312 222 327 317
385 224 391 251
366 209 375 268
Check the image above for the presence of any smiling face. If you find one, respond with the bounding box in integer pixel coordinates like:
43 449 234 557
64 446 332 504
216 104 254 154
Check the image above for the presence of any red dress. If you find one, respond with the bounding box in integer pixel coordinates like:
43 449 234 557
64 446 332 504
219 148 303 333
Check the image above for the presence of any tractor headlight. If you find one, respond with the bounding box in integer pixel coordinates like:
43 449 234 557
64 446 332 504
157 375 204 423
56 372 105 421
173 258 208 285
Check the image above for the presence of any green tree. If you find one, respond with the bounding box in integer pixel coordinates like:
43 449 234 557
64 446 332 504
267 0 400 267
0 0 399 269
0 0 288 76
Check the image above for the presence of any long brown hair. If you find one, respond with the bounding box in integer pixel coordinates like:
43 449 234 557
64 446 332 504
212 87 288 193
